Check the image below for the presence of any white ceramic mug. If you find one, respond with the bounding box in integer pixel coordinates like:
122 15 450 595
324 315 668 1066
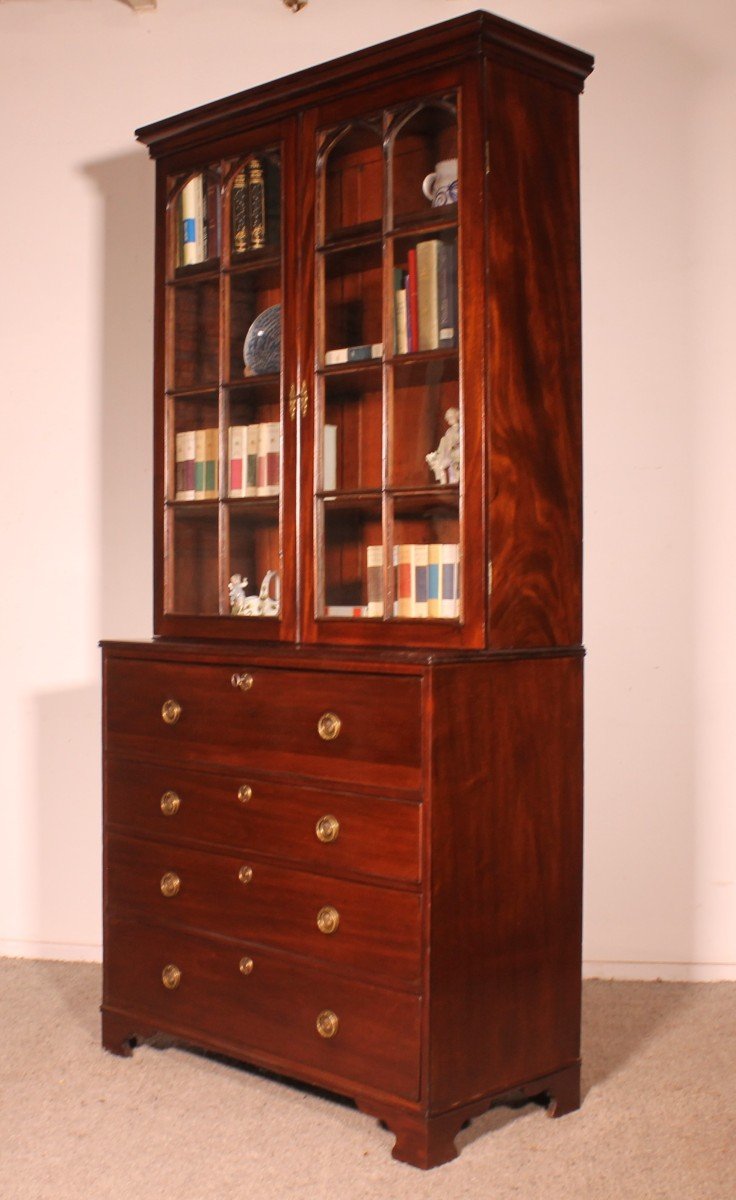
422 158 458 207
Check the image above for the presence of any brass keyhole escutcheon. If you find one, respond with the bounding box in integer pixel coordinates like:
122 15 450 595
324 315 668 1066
316 905 340 935
315 814 339 843
231 672 254 693
238 864 253 885
161 964 181 990
317 712 341 741
237 784 253 804
160 790 181 817
316 1010 339 1039
239 956 254 976
160 871 181 898
161 699 181 725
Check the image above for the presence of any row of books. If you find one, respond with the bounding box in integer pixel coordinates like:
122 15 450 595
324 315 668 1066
232 158 268 254
228 423 280 497
177 174 219 269
363 543 460 618
394 239 457 354
175 428 219 500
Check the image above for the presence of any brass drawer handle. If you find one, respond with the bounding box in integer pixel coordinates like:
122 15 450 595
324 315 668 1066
161 964 181 990
160 790 181 817
315 814 339 843
238 864 253 885
160 871 181 898
237 784 253 804
161 699 181 725
317 712 341 741
316 1009 339 1039
316 905 340 935
239 956 254 976
231 672 254 692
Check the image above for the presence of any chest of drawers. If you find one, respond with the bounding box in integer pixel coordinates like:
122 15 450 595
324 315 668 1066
101 640 583 1168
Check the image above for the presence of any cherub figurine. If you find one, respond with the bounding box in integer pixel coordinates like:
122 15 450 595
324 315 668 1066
228 574 250 616
426 407 460 485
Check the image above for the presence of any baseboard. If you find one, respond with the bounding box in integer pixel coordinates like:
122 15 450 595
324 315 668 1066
0 939 102 963
584 960 736 982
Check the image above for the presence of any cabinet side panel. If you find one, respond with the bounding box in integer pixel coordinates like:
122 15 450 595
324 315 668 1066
427 657 583 1111
485 64 583 648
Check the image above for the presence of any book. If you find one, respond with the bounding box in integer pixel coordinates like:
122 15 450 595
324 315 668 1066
413 543 429 618
205 174 220 261
366 545 384 617
427 543 442 617
247 158 266 250
441 543 460 618
229 425 245 498
323 424 337 492
438 240 457 347
180 174 204 267
232 168 248 253
416 239 440 350
407 248 419 352
324 343 383 366
245 424 259 496
324 605 366 618
175 430 196 501
395 285 408 356
204 427 219 499
393 543 414 618
257 422 280 496
194 428 207 499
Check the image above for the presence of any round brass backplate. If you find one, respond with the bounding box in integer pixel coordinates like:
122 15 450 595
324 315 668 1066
238 864 254 885
317 712 341 741
237 784 253 804
316 905 340 935
160 871 181 898
315 814 339 843
239 956 254 976
316 1010 339 1039
160 790 181 817
161 699 182 726
161 964 181 990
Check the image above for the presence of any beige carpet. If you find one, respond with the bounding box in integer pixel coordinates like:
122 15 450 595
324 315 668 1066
1 961 734 1199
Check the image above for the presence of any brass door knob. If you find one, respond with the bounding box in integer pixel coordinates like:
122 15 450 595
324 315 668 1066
161 699 182 725
231 672 254 692
316 905 340 935
160 871 181 898
237 784 253 804
238 864 253 885
316 1010 339 1038
239 956 254 976
160 790 181 817
315 814 339 843
317 712 341 741
161 964 181 990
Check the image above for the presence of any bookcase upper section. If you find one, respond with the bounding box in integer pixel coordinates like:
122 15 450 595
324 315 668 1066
140 12 592 651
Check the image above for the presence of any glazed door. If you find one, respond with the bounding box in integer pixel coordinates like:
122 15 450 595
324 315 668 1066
154 116 299 641
298 62 486 648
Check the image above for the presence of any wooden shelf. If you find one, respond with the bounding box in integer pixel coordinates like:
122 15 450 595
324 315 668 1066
168 261 221 285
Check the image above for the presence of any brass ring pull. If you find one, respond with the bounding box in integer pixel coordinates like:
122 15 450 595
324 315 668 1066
315 814 339 843
239 956 254 976
231 672 254 692
161 964 181 990
317 712 341 741
160 871 181 898
160 790 181 817
238 864 253 885
161 699 181 725
316 1010 339 1039
237 784 253 804
316 905 340 935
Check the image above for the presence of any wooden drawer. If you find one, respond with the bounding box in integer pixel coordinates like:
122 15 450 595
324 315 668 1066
105 756 422 885
106 833 422 987
104 657 422 792
104 918 421 1101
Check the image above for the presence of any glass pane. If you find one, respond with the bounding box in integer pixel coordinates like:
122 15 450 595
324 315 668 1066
228 508 281 618
322 122 383 242
391 100 457 227
392 495 460 620
229 263 281 383
391 357 459 489
323 245 383 365
320 500 383 618
322 367 382 494
170 507 220 615
171 394 220 502
171 278 219 390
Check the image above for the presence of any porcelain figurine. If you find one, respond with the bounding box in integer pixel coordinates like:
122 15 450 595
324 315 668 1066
426 407 460 485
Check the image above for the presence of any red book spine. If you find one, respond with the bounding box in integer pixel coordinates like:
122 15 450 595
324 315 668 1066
230 458 242 493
